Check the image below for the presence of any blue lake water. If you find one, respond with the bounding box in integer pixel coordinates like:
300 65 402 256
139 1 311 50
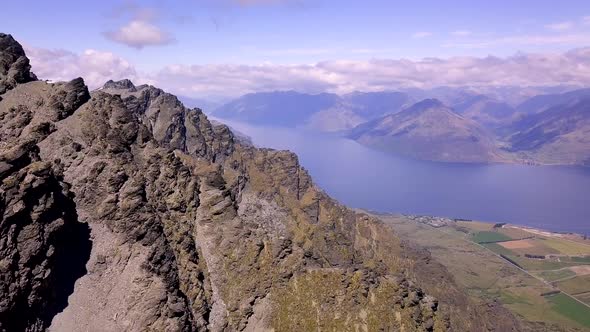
218 119 590 235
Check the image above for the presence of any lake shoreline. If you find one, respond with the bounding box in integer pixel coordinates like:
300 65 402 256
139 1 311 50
365 209 590 241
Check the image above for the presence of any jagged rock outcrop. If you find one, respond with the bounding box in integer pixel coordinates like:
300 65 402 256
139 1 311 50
0 34 521 331
0 33 37 97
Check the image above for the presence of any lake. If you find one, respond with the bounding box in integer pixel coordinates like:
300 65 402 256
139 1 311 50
217 118 590 235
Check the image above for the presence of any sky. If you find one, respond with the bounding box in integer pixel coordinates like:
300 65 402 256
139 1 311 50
3 0 590 99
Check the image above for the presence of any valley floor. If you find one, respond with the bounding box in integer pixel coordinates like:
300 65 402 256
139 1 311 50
373 213 590 331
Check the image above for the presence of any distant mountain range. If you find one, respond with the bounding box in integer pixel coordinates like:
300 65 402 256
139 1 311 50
505 97 590 165
211 86 590 166
214 91 342 127
213 90 414 131
348 99 505 163
451 95 516 131
515 88 590 114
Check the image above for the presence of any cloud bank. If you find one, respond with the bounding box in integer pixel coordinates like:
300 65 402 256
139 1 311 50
25 45 590 98
151 48 590 97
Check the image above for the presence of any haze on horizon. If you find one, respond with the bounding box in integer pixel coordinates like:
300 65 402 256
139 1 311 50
4 0 590 99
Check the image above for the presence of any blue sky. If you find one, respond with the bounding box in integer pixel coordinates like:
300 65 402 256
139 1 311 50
3 0 590 97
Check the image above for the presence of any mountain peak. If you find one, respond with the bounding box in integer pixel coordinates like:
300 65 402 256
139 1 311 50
102 78 136 91
349 98 500 163
413 98 444 109
401 98 446 114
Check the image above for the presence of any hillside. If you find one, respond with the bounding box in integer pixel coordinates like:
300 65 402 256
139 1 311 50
341 91 413 118
452 94 517 131
0 33 522 331
505 98 590 165
349 99 506 163
515 88 590 114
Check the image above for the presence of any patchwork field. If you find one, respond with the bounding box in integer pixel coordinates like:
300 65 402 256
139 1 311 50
378 213 590 331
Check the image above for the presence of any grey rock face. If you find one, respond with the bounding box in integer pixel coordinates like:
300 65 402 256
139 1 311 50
0 37 91 332
102 79 136 91
0 33 37 96
100 80 234 162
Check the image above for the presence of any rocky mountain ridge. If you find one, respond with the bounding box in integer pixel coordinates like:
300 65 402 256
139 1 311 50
0 33 520 331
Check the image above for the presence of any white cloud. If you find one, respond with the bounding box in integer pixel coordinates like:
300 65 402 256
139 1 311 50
545 21 574 31
24 44 590 99
412 32 432 38
583 16 590 25
24 46 142 89
451 30 472 37
104 20 175 49
149 47 590 97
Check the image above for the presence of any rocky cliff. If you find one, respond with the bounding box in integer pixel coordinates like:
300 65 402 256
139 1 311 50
0 33 520 331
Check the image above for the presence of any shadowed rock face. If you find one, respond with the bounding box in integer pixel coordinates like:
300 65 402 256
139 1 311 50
0 153 91 332
0 33 521 331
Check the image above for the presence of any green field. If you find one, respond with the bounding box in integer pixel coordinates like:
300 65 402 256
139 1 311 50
472 231 512 243
535 269 576 282
571 256 590 263
576 292 590 305
546 293 590 328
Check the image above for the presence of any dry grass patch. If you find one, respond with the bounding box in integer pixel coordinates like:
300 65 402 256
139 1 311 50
543 238 590 256
570 265 590 276
499 239 534 249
